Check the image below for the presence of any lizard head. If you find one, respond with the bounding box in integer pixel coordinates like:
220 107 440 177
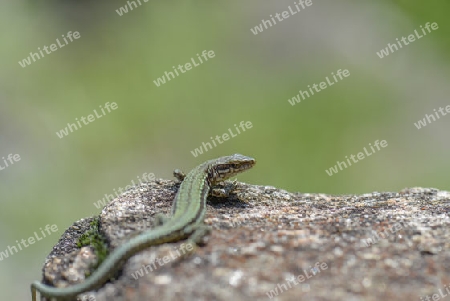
207 154 256 183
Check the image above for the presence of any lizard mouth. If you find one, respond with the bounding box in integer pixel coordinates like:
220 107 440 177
232 161 256 173
240 162 255 170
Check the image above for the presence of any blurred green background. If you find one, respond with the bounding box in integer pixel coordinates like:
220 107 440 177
1 1 449 299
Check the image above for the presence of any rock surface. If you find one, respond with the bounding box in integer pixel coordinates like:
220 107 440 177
40 180 450 301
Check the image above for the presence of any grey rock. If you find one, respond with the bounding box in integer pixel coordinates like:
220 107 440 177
39 181 450 301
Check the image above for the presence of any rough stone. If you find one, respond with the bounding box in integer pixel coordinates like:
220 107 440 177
39 181 450 301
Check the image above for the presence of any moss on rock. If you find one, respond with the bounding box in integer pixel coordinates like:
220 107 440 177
76 216 109 276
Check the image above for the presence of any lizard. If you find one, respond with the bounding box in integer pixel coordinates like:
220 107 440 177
31 154 256 301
